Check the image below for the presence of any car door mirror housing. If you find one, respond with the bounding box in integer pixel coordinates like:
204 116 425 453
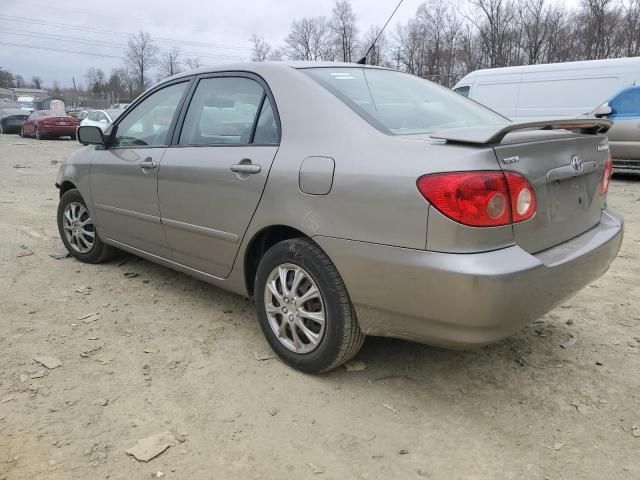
77 125 105 145
593 104 612 118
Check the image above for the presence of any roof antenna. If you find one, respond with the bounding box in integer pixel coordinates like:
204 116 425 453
356 0 404 65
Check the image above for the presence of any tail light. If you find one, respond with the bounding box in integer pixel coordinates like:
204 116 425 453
417 171 536 227
599 153 613 195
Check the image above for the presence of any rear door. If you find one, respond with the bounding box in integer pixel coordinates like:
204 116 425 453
493 131 608 253
158 73 280 278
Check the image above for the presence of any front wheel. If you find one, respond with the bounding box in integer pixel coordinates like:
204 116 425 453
255 238 365 373
57 189 114 263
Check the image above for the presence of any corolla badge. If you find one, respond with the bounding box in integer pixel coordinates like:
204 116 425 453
502 155 520 165
570 154 584 172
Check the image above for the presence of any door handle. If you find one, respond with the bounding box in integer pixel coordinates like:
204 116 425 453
139 159 157 169
230 163 261 174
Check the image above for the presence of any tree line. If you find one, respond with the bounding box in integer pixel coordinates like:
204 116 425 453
251 0 640 87
83 32 203 100
2 0 638 97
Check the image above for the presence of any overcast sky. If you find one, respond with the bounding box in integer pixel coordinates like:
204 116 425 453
0 0 431 88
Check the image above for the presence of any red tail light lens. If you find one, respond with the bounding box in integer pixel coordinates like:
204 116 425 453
599 153 613 194
417 171 536 227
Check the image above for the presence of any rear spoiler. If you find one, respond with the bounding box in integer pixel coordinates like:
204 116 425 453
430 118 612 145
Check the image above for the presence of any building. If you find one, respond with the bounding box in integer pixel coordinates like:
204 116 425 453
10 88 48 101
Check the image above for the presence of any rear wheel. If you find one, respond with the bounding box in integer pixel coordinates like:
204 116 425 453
255 238 365 373
57 189 114 263
0 125 4 134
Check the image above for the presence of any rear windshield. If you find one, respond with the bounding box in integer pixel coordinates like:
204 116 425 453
303 67 506 135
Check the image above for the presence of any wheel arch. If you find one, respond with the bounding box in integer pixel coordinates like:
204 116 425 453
58 180 77 198
243 225 310 298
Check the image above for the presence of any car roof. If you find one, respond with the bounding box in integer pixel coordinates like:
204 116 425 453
163 61 389 84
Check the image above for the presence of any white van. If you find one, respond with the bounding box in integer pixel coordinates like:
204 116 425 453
453 57 640 121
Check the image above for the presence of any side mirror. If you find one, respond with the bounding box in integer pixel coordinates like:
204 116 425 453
593 104 612 118
77 125 104 145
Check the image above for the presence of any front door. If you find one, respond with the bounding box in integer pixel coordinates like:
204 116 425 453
90 80 190 257
606 86 640 160
158 75 280 278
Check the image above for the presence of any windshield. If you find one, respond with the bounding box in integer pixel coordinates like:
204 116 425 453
105 109 124 120
303 67 506 135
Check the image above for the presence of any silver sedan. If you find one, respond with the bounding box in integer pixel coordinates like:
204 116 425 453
56 62 623 373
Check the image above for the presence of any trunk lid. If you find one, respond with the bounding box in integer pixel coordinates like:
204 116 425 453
431 118 611 253
494 130 608 253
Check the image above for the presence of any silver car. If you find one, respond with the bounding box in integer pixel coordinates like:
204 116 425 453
56 62 623 373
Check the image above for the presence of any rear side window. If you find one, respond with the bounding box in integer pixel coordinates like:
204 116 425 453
304 68 505 135
610 88 640 116
179 77 276 145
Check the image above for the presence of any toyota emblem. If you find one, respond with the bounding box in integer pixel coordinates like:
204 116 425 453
570 155 584 172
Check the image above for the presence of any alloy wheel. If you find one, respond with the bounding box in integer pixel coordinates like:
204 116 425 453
62 202 95 253
264 263 326 354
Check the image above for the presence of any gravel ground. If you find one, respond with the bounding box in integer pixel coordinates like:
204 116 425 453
1 134 639 480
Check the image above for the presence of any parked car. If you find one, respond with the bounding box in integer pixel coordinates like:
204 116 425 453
56 62 622 373
21 110 79 140
591 85 640 171
80 109 124 132
453 57 640 121
17 96 35 112
74 110 93 121
0 108 29 134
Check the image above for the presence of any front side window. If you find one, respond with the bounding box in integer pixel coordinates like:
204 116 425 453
179 77 267 145
303 68 506 135
609 87 640 117
454 86 470 98
112 81 188 147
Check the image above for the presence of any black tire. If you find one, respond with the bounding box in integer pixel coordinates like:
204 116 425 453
255 238 365 373
0 125 4 134
19 126 24 137
57 189 114 264
35 126 41 140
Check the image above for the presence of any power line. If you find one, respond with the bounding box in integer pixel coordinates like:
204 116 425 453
0 41 124 59
0 28 246 60
0 14 252 52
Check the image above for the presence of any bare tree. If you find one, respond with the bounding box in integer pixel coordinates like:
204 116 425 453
0 67 15 88
285 17 333 60
184 57 203 70
31 75 43 89
85 67 106 93
468 0 519 67
250 34 272 61
125 31 159 92
621 0 640 56
361 26 387 65
330 0 359 62
158 47 182 79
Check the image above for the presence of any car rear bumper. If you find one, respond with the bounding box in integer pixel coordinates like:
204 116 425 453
612 158 640 171
40 125 77 136
314 209 623 348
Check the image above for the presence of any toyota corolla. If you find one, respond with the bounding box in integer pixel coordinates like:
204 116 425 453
55 62 623 373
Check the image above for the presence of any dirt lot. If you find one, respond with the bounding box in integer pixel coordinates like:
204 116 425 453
0 134 639 480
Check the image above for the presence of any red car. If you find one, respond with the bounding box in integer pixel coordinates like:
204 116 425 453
21 110 79 140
